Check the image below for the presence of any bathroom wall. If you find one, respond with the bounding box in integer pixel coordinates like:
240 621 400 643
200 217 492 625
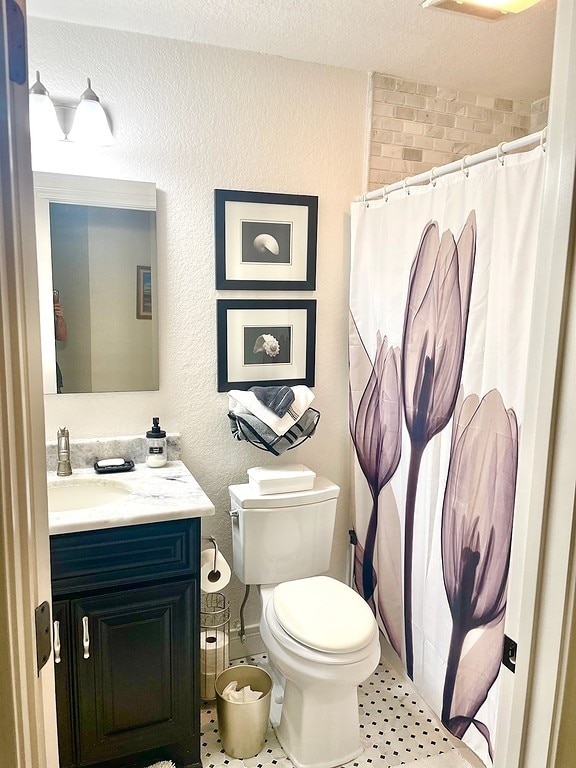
28 18 367 635
368 72 548 191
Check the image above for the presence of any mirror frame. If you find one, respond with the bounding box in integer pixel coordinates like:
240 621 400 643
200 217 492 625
34 173 157 394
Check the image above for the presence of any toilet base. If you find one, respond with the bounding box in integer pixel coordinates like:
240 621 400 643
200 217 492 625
274 679 364 768
265 661 285 729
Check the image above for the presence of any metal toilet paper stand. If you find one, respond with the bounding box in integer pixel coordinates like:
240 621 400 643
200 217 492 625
200 539 230 700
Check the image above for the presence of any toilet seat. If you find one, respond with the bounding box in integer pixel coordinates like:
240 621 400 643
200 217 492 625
267 576 377 662
273 576 376 653
265 600 377 666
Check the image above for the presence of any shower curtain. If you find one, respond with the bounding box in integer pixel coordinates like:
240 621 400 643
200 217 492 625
349 147 545 765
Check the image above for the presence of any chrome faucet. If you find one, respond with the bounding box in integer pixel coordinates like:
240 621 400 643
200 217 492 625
57 427 72 476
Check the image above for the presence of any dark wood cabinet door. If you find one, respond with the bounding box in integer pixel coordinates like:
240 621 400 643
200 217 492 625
53 601 76 768
71 580 198 766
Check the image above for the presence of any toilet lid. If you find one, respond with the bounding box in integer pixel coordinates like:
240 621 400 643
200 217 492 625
272 576 376 653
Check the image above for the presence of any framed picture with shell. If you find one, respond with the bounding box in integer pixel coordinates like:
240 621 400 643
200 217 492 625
216 299 316 392
214 189 318 290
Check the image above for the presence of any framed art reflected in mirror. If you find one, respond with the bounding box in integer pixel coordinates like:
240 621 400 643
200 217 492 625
136 265 152 320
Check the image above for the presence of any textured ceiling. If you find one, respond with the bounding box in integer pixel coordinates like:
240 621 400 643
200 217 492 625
27 0 556 100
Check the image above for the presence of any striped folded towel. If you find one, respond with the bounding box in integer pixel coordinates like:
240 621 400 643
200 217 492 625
228 407 320 455
229 385 315 436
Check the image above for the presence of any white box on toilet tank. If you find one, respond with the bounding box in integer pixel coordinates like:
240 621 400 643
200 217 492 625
247 464 316 495
229 477 340 585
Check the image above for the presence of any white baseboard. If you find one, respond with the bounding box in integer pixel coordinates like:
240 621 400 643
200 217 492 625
229 622 266 660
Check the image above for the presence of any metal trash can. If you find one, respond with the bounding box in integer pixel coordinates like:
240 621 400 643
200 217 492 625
215 665 272 759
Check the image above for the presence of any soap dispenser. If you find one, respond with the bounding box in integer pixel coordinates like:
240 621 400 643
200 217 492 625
146 417 167 467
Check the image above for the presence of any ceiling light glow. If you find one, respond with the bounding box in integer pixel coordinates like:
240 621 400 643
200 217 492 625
422 0 542 14
458 0 542 11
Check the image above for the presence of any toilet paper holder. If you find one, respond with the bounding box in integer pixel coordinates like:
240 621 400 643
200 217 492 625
204 535 222 584
200 590 230 700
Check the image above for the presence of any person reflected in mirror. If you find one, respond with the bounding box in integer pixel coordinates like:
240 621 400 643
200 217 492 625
53 298 67 393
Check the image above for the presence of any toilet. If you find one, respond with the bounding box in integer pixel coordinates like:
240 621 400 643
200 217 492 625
229 475 380 768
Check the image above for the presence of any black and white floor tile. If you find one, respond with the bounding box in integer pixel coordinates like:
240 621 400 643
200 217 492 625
200 655 477 768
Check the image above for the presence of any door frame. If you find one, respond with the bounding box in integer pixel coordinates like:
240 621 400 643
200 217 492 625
0 1 58 766
494 0 576 765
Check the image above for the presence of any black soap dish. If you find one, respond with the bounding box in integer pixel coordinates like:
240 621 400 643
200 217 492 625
93 458 135 474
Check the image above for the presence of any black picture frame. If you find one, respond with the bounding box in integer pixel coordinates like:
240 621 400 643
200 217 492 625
215 189 318 290
217 299 316 392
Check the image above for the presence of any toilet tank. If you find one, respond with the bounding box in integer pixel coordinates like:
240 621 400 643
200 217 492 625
229 477 340 585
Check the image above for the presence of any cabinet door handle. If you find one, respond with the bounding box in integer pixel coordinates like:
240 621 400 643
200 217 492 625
53 620 61 664
81 616 90 659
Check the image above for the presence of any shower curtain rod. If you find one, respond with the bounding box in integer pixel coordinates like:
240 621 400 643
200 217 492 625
357 128 546 202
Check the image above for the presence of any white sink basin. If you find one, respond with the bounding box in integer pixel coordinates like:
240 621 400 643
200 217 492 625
48 476 133 513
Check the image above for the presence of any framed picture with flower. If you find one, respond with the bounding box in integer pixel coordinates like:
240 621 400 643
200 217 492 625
217 299 316 392
215 189 318 290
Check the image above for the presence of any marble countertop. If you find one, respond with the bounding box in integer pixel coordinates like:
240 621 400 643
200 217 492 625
48 460 215 535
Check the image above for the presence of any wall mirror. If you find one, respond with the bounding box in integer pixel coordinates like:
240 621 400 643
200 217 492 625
34 172 158 394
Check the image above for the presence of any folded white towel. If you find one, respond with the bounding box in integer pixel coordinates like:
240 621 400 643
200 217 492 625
229 385 315 436
221 680 263 703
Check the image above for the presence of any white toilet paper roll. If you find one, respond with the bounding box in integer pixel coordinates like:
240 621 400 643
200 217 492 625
200 630 230 674
201 672 218 701
200 548 231 593
200 630 229 699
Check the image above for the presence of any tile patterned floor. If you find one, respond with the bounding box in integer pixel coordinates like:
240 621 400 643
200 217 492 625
200 655 477 768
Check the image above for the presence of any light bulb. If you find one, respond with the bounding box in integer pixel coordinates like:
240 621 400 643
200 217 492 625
67 78 115 146
28 71 64 143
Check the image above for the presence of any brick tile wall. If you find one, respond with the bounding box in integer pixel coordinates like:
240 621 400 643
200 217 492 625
368 73 549 192
531 97 550 132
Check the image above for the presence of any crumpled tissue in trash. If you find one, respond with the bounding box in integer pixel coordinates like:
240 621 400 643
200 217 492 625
221 680 263 702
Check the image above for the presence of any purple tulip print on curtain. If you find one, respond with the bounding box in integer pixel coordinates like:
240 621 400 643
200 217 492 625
401 211 477 677
441 390 518 759
349 318 403 655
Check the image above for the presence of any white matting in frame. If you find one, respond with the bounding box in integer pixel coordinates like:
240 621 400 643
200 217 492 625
225 200 308 282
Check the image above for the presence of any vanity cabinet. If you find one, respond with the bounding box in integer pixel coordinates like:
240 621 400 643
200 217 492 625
50 518 201 768
53 601 75 768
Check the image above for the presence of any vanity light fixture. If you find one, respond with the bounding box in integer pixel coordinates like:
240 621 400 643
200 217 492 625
66 78 115 146
28 73 115 146
28 71 65 142
421 0 542 19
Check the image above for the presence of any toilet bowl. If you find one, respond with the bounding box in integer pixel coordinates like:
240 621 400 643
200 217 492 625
259 577 381 768
229 474 380 768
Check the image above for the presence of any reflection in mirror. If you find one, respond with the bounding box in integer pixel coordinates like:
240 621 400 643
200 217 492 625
34 173 158 394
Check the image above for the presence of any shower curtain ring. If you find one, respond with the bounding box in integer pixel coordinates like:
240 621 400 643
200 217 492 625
496 142 506 166
429 167 438 187
540 127 547 153
384 185 389 202
403 178 410 196
460 156 470 178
